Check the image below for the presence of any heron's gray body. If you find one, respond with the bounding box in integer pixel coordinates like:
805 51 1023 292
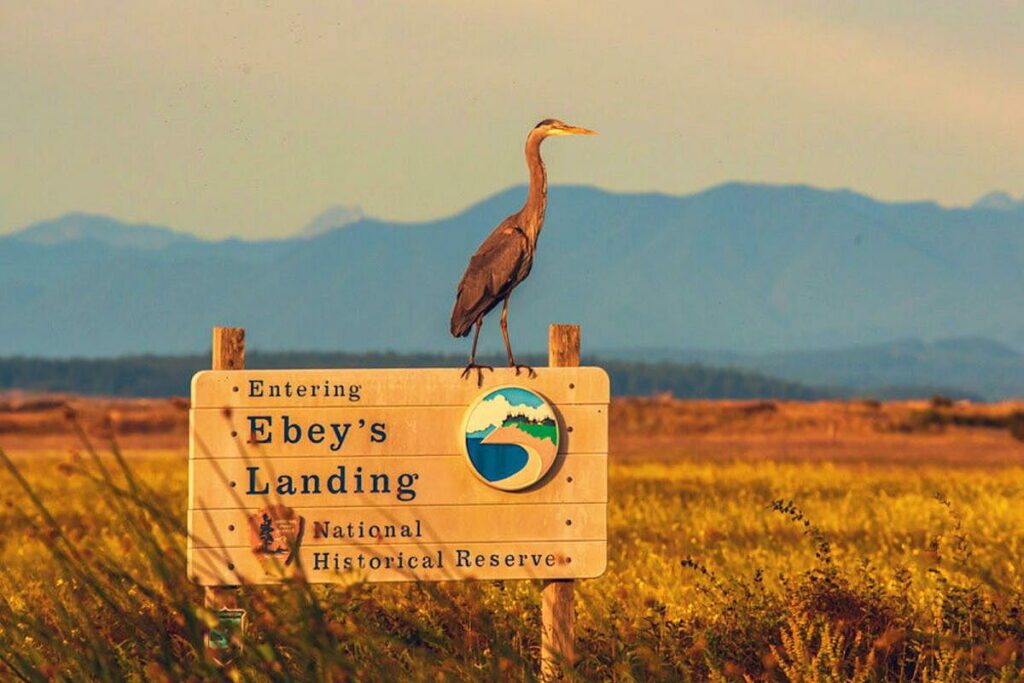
449 119 593 374
451 126 548 338
450 217 534 337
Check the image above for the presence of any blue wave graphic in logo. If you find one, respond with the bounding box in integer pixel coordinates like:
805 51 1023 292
463 387 559 491
465 438 529 482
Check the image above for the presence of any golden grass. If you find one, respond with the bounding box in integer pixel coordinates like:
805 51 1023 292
0 434 1021 680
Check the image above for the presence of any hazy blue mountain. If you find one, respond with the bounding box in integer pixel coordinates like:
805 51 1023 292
298 205 365 238
972 191 1024 212
601 337 1023 401
4 183 1024 379
8 212 198 249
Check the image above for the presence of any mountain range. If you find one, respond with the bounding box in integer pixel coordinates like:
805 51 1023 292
601 337 1024 401
3 182 1024 397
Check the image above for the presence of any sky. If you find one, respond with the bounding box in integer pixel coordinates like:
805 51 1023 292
2 1 1022 239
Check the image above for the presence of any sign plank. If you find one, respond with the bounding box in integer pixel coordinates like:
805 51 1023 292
189 366 609 584
189 454 607 509
189 540 607 585
190 405 607 458
189 502 606 548
191 367 609 408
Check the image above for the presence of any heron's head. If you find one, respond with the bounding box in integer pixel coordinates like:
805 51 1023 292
533 118 597 137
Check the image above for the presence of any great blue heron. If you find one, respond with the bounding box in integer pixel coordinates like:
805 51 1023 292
450 118 596 384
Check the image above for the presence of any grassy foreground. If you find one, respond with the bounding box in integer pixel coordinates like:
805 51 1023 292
0 441 1022 681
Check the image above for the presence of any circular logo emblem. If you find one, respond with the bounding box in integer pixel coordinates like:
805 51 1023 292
462 386 560 491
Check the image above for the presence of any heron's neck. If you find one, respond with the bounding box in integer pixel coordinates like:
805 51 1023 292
522 133 547 242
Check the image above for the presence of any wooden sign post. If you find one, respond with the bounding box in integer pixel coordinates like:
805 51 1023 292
190 324 607 676
203 327 246 663
543 324 580 678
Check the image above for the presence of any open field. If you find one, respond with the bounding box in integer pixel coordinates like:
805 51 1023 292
0 395 1022 680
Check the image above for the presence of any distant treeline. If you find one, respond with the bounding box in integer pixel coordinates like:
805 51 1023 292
0 352 829 400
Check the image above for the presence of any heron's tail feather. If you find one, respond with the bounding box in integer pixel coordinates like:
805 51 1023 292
450 311 474 338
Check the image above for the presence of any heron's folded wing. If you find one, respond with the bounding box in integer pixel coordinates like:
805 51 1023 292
450 228 528 337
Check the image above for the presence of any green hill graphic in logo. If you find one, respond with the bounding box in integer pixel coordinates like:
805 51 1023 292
462 386 560 491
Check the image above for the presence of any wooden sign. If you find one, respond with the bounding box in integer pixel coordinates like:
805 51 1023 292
188 368 609 585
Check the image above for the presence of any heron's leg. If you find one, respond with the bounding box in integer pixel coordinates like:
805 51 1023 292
469 318 483 365
500 295 536 378
460 318 493 387
500 297 515 365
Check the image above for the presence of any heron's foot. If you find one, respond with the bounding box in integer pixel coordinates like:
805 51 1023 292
510 362 537 379
460 363 494 387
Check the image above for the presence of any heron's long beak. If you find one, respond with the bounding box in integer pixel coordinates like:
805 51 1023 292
564 125 597 135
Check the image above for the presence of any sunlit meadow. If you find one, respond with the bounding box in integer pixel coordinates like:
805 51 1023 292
0 414 1022 682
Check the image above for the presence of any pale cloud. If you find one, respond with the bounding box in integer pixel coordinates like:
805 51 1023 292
465 394 554 435
736 10 1024 142
1 1 1021 237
